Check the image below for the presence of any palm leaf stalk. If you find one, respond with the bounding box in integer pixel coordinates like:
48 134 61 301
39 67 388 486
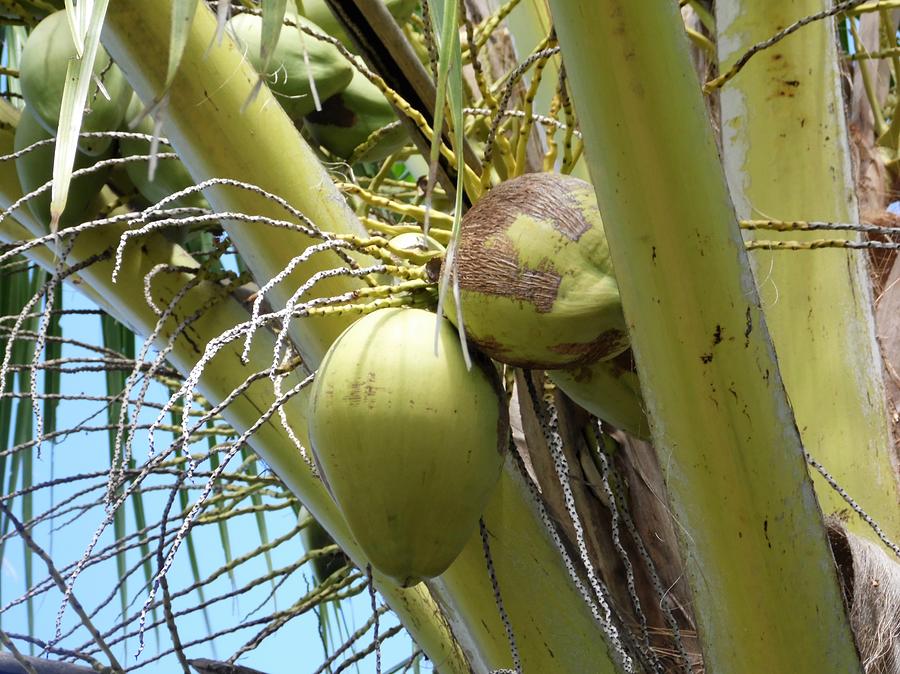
715 0 900 542
548 1 863 671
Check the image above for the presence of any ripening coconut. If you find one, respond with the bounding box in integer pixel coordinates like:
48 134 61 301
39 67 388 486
14 106 111 229
445 172 629 370
308 307 508 587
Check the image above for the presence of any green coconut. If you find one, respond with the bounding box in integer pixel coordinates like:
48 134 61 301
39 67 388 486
228 11 353 120
119 94 208 211
304 69 408 162
549 350 650 439
20 9 132 156
298 0 419 48
14 106 110 230
445 172 629 370
299 507 349 583
387 231 445 265
308 307 508 587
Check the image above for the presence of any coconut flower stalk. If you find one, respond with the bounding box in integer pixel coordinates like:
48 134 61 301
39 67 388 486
716 0 900 543
549 1 863 672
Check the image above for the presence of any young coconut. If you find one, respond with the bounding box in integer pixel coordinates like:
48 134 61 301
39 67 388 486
227 11 353 121
549 350 650 440
387 231 445 266
304 69 408 162
308 307 508 587
20 10 132 156
445 172 629 370
14 106 111 230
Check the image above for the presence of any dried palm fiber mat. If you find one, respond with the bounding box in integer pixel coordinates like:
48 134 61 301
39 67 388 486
828 520 900 674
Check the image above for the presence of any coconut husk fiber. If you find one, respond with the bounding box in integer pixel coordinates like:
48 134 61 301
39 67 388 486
828 520 900 674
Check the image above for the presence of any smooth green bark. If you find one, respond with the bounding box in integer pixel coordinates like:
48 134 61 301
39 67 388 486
717 0 900 543
549 2 862 672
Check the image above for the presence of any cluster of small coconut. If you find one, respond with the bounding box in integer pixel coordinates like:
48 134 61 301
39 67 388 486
12 1 416 236
309 172 627 586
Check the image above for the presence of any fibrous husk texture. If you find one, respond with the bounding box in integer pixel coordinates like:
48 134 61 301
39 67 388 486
452 172 628 369
828 521 900 674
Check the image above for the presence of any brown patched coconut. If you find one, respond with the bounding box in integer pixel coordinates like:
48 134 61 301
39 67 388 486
446 172 629 370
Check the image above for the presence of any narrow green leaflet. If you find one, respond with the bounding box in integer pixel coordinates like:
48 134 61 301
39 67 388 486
4 25 27 105
167 0 200 89
214 0 230 45
128 466 163 651
49 0 110 232
64 0 88 57
428 0 470 368
101 313 131 639
0 261 35 625
8 267 39 647
423 0 454 238
241 0 289 112
207 441 238 590
260 0 287 73
240 447 276 596
178 481 218 655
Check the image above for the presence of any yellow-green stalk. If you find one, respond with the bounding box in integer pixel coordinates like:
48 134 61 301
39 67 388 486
716 0 900 543
549 1 862 672
102 0 369 367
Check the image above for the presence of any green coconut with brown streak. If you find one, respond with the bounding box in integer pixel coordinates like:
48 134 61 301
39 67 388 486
304 69 408 162
308 307 508 587
446 172 629 370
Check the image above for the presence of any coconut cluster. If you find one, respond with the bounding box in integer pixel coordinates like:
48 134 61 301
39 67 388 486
446 172 629 370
